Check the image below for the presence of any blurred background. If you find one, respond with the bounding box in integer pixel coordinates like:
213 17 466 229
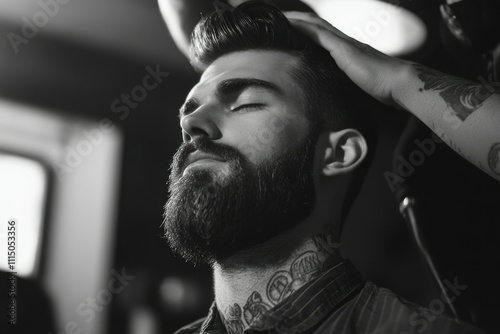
0 0 499 333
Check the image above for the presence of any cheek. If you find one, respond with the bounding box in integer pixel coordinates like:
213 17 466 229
226 119 307 166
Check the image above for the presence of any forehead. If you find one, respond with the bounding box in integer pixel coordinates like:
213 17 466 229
187 50 303 99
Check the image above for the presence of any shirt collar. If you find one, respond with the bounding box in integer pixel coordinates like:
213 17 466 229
199 260 364 333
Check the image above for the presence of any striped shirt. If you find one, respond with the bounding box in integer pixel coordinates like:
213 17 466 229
174 261 483 334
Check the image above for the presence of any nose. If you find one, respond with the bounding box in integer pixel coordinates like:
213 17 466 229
180 106 222 143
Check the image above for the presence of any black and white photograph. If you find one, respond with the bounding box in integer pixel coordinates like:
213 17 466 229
0 0 499 333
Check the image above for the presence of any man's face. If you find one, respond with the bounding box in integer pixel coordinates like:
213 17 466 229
164 50 317 264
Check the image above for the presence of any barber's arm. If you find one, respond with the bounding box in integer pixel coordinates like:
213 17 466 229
286 11 500 181
158 0 216 56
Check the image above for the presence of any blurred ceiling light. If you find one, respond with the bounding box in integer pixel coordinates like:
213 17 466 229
301 0 427 56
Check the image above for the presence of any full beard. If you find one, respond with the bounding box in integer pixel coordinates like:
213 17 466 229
163 136 316 265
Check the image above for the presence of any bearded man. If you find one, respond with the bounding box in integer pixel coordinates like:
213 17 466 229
162 2 494 333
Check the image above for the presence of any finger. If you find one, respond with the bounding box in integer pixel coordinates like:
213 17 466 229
287 14 377 53
286 18 372 73
286 17 349 54
284 11 351 41
284 11 319 21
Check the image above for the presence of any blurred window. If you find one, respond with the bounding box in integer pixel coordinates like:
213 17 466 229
0 153 48 278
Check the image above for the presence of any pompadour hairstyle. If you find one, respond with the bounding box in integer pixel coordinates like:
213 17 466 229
189 0 378 222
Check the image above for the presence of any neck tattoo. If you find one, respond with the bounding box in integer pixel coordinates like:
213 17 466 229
219 233 340 333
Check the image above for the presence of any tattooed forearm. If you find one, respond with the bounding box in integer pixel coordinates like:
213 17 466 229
414 64 499 121
488 143 500 176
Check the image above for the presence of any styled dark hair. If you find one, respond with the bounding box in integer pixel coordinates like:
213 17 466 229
190 1 377 222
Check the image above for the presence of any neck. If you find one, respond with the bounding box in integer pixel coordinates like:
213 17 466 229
212 230 341 333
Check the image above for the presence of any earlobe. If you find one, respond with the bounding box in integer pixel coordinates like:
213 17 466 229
322 129 368 177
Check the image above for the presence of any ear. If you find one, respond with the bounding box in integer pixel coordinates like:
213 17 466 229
319 129 368 177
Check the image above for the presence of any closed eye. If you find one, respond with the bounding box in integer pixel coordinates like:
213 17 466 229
230 103 266 112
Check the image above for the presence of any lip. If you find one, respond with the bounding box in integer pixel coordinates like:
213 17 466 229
182 151 225 173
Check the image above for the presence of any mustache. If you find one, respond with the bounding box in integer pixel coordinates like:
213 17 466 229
170 137 244 177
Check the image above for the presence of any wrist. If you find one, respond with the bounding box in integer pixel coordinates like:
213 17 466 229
390 60 415 111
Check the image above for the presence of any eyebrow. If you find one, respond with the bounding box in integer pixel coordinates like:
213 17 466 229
178 78 283 117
